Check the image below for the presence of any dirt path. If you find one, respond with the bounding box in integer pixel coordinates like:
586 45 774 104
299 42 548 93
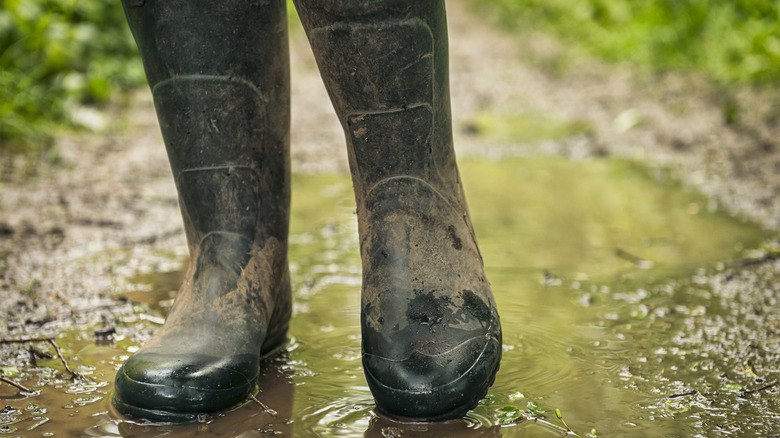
1 0 779 343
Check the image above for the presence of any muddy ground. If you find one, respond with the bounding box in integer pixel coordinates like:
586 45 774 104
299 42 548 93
1 0 779 398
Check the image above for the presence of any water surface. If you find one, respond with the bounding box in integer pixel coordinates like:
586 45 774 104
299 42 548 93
1 156 776 437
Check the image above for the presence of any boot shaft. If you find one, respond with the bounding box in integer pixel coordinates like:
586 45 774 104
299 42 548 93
121 0 291 250
293 0 462 209
122 0 290 92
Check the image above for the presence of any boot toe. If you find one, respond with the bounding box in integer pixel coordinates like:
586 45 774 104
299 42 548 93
363 334 501 421
113 352 257 422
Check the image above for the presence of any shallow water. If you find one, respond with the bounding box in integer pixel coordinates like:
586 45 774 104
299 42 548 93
2 156 777 437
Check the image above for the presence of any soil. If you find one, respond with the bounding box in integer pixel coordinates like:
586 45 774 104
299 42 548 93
1 0 779 389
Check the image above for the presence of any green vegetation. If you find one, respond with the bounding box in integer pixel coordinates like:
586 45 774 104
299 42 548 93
482 0 780 84
6 0 777 153
0 0 304 154
0 0 144 152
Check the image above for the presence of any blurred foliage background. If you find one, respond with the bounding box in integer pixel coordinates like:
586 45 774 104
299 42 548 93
1 0 779 153
0 0 143 153
483 0 780 83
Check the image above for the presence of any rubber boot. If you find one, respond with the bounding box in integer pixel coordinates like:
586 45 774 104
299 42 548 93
293 0 502 421
113 0 292 423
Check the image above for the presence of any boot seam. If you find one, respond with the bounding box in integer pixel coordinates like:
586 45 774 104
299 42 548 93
151 74 266 104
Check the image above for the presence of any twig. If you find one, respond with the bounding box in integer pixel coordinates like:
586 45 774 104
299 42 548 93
0 374 31 393
742 381 777 396
555 408 574 434
615 248 654 269
735 251 780 267
47 338 78 377
248 393 277 416
1 337 80 379
1 337 54 344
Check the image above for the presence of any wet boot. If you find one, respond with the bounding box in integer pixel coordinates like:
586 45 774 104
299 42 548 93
294 0 502 420
113 0 292 423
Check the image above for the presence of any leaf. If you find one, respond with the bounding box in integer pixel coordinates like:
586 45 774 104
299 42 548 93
526 401 551 416
723 383 744 392
497 405 522 425
1 366 20 377
497 409 522 425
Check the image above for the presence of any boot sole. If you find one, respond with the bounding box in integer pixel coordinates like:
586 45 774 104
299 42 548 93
364 335 502 422
112 325 289 424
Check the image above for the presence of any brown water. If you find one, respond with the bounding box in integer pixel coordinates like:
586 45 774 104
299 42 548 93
2 156 778 437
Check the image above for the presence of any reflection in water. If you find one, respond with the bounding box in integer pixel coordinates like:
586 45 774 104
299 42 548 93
1 157 775 437
364 415 502 437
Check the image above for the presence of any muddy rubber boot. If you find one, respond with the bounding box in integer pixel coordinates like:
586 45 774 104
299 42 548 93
294 0 502 421
112 0 292 423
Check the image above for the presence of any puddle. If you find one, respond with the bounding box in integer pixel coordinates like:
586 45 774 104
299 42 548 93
2 156 777 437
466 111 593 144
